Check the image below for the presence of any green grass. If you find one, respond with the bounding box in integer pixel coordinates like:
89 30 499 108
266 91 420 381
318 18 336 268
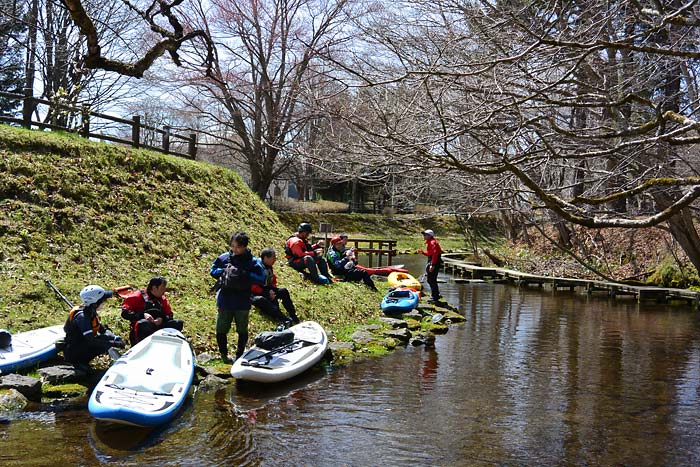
0 124 383 358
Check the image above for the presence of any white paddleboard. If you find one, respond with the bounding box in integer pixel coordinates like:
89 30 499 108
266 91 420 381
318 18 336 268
88 329 194 426
0 325 65 375
231 321 328 383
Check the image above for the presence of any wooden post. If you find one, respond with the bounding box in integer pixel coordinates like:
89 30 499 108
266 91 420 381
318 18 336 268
163 125 171 153
80 105 90 138
188 133 197 159
132 115 141 149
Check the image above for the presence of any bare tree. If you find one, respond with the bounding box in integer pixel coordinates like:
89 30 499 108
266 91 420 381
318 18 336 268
174 0 356 200
335 0 700 275
59 0 211 78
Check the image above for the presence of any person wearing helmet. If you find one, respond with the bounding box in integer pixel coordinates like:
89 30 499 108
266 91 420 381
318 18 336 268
418 229 444 303
326 235 377 291
284 222 331 285
121 276 184 345
63 285 126 371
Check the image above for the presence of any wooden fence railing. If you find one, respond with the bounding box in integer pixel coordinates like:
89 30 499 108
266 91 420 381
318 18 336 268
0 91 197 159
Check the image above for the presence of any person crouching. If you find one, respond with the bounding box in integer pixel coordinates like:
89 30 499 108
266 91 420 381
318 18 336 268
63 285 126 372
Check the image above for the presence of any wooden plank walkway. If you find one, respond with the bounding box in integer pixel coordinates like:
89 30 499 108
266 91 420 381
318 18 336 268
442 253 700 306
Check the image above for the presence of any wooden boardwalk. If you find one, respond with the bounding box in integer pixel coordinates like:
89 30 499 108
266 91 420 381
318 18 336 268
443 253 700 306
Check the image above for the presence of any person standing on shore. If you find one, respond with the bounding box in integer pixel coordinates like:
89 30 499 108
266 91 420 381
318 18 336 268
418 229 443 303
210 231 265 363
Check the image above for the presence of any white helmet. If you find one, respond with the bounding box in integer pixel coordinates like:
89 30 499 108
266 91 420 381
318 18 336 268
79 285 113 305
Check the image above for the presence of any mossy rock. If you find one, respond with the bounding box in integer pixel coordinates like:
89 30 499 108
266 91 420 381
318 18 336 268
443 310 465 323
355 343 392 358
404 318 422 330
42 383 89 398
0 388 28 412
384 337 400 350
329 345 355 363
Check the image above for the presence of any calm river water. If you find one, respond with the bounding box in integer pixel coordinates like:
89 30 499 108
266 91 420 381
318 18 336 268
2 255 700 466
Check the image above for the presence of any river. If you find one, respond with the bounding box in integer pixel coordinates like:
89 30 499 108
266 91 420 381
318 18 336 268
2 254 700 466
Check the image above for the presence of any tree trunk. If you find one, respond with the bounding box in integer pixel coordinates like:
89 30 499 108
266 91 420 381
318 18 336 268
653 192 700 275
24 0 38 120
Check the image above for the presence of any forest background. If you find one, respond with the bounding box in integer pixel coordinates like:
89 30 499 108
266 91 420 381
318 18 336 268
2 0 700 288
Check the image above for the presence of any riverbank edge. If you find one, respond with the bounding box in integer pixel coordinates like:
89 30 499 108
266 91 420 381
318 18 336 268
0 296 465 410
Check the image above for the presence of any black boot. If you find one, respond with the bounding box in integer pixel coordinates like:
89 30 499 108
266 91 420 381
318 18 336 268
216 333 232 364
235 333 248 361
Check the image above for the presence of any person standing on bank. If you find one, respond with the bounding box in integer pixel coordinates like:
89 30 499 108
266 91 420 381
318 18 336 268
251 247 301 328
285 222 331 284
121 276 184 345
210 231 265 363
63 285 126 371
418 229 444 303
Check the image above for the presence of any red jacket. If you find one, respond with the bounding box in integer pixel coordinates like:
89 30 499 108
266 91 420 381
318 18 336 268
285 234 321 260
121 289 172 323
421 237 443 266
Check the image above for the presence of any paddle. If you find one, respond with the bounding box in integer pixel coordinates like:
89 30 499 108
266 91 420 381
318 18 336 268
107 347 122 361
241 339 316 366
45 279 74 308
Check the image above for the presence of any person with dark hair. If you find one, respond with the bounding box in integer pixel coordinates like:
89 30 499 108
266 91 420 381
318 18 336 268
121 276 184 345
284 222 330 284
326 236 378 291
418 229 444 303
64 285 126 371
251 247 300 328
210 231 265 363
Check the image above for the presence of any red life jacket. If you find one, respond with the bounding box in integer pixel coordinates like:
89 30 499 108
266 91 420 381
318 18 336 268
68 306 100 335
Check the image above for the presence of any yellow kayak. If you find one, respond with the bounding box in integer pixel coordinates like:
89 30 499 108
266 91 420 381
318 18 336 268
387 271 422 291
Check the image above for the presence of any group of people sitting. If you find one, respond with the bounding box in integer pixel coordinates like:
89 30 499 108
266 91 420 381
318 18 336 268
285 222 377 291
62 222 437 369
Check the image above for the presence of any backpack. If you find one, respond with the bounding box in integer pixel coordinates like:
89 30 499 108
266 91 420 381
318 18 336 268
219 262 252 292
254 329 295 350
284 235 297 259
0 329 11 349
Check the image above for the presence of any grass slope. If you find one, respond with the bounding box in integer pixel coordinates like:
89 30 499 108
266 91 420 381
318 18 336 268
0 125 383 356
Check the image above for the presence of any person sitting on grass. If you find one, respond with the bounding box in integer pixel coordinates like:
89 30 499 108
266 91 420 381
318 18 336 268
251 247 301 328
120 276 184 345
326 235 378 291
284 222 331 285
63 285 126 372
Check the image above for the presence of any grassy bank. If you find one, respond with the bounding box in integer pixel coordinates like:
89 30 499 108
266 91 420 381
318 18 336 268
0 125 383 359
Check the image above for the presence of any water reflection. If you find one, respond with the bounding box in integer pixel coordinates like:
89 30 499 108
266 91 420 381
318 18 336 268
2 255 700 466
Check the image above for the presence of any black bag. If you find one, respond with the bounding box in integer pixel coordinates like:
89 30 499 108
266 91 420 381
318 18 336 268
0 329 11 348
254 330 295 350
219 262 251 292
